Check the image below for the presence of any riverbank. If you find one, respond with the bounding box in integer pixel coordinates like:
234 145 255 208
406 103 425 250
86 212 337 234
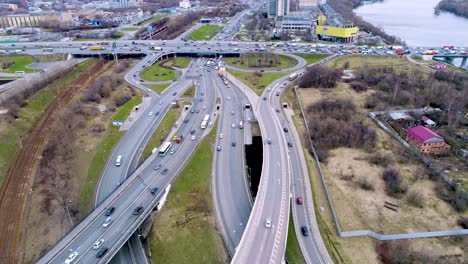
436 0 468 19
327 0 404 44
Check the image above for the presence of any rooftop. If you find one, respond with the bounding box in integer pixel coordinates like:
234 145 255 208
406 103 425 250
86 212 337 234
407 125 442 144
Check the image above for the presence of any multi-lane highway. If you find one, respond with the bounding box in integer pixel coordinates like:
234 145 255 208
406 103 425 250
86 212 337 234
231 68 292 264
37 58 219 264
211 64 253 254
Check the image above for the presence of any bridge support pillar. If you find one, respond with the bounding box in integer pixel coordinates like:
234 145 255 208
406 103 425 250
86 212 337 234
461 57 467 70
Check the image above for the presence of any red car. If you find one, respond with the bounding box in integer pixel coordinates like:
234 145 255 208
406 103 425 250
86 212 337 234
296 197 303 205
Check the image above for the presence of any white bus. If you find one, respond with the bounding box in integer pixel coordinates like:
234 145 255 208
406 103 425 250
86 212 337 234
158 142 172 157
201 114 210 129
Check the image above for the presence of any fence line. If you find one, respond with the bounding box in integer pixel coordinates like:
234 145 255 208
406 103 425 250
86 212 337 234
293 86 468 241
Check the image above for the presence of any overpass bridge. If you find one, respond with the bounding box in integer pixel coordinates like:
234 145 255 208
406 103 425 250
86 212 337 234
433 54 468 70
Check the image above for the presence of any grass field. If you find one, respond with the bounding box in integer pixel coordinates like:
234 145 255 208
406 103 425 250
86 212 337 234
141 106 181 162
140 57 191 82
293 53 331 65
224 54 298 70
0 55 37 73
285 214 306 264
325 55 410 70
35 54 67 62
227 69 290 95
149 121 226 263
138 13 169 26
0 59 97 186
189 25 223 41
121 27 138 31
80 93 142 213
181 85 195 98
146 83 171 94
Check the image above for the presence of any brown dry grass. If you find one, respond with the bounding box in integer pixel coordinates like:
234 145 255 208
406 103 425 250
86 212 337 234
22 60 137 263
293 80 468 263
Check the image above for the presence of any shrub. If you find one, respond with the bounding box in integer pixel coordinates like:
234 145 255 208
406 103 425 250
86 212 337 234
349 81 368 92
406 189 425 208
382 168 406 196
114 94 131 107
308 98 356 122
375 240 412 264
458 217 468 229
299 64 342 89
314 148 328 163
357 177 374 191
369 152 394 167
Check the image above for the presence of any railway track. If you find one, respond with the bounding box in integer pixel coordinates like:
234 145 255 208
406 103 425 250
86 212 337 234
0 60 110 264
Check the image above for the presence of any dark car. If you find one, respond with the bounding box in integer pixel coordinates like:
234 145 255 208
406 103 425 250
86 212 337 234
190 129 196 134
150 187 158 195
155 111 160 116
162 168 168 175
184 119 189 123
288 142 293 147
104 207 115 216
301 226 309 236
232 142 236 147
96 247 108 258
133 206 144 215
172 92 177 96
283 127 288 132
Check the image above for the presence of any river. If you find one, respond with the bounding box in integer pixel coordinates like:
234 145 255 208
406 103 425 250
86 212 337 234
355 0 468 47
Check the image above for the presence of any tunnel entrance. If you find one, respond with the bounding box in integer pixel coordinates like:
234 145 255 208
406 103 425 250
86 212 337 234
245 136 263 197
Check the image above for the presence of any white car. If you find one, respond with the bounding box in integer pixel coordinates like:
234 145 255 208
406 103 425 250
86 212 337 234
115 155 122 166
64 251 78 264
102 217 112 228
93 239 104 250
148 111 153 116
231 123 236 128
265 217 272 228
191 135 196 141
219 133 224 139
227 96 231 100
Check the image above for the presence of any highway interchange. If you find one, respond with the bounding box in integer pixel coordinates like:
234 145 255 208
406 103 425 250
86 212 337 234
2 7 467 263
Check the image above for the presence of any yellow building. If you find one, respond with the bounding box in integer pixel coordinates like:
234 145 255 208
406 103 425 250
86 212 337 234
315 15 358 43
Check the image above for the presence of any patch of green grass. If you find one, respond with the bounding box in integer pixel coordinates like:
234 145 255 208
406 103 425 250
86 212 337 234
35 54 67 62
147 83 171 93
293 53 331 65
141 106 181 162
326 55 408 70
138 13 169 26
80 92 142 213
0 55 37 73
140 60 175 82
189 25 223 41
112 93 142 121
286 213 306 264
224 54 298 70
163 57 191 69
149 121 225 263
80 132 122 213
227 69 290 95
0 59 97 186
121 27 138 31
181 85 195 98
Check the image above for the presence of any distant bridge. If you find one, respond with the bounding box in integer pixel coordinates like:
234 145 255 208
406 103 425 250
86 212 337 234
432 54 468 70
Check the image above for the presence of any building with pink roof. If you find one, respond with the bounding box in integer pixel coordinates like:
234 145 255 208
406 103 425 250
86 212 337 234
406 125 450 154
